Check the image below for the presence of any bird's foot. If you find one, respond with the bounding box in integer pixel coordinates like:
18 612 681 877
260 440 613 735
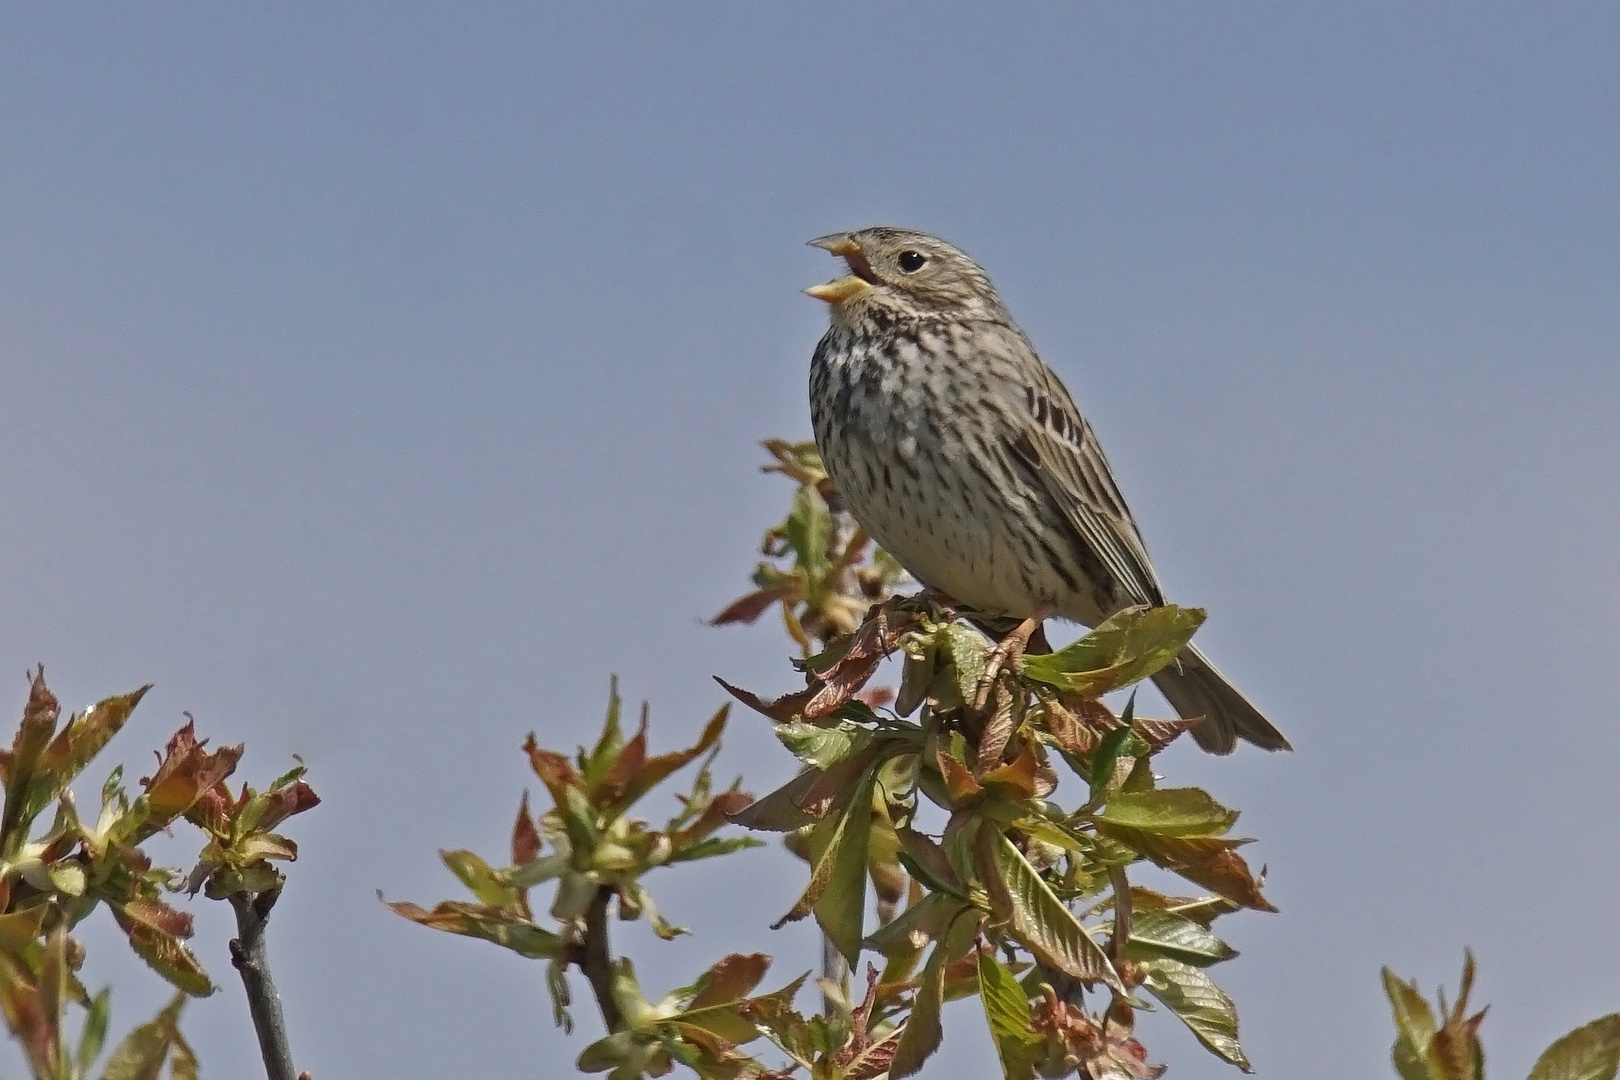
972 601 1054 714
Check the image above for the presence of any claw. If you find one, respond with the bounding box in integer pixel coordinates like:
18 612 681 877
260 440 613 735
972 601 1054 714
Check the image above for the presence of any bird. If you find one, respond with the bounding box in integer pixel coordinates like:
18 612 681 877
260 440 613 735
803 226 1289 754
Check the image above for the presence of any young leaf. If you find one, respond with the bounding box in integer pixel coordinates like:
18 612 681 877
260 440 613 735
1093 822 1276 912
111 910 214 998
775 719 871 770
815 768 879 966
1526 1015 1620 1080
1140 956 1252 1072
976 827 1121 991
889 906 980 1079
386 898 564 960
1022 605 1205 697
1383 968 1440 1080
1086 694 1140 801
99 991 187 1080
26 687 150 828
77 987 111 1075
1097 788 1240 837
1126 908 1239 967
440 849 521 908
687 953 771 1011
978 950 1041 1080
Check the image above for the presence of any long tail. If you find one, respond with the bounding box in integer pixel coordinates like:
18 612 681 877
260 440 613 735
1151 643 1291 755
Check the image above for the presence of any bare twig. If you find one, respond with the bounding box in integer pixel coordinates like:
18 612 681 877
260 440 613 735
228 887 302 1080
578 885 623 1032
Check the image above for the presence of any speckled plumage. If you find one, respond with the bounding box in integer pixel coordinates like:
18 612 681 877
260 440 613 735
806 226 1289 754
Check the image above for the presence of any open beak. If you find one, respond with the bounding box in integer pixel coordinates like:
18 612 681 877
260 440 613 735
806 233 876 304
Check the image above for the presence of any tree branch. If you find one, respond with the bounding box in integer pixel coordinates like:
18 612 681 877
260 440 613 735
228 887 303 1080
579 885 623 1032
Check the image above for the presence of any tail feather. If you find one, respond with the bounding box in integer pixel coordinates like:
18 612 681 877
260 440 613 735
1151 644 1291 755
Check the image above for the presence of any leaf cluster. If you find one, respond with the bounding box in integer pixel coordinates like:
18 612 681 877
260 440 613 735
390 679 762 1032
722 595 1265 1078
1384 953 1620 1080
0 669 318 1080
711 440 905 653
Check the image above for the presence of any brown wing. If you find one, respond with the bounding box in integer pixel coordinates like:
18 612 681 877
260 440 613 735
1004 341 1165 608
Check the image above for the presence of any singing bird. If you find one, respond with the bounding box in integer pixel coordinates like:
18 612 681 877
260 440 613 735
805 226 1289 754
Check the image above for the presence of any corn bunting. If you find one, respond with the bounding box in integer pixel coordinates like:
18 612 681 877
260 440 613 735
805 226 1289 754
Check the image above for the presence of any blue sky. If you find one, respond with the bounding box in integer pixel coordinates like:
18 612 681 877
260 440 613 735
3 5 1618 1078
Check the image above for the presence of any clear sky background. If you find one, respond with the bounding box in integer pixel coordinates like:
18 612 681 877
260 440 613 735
3 5 1617 1079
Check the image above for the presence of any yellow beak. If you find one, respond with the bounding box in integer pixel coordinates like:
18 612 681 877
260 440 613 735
808 233 862 258
806 233 872 303
805 275 872 304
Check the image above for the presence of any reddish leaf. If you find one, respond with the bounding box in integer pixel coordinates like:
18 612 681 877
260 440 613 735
139 723 244 839
803 652 883 720
934 747 982 805
1132 716 1199 752
110 909 213 997
1096 822 1276 912
672 786 755 850
512 791 542 865
711 587 794 626
616 705 728 809
597 716 649 805
857 687 896 710
386 898 563 959
255 779 320 832
689 953 771 1010
798 746 883 818
523 736 580 807
114 899 194 939
713 677 816 723
981 739 1040 799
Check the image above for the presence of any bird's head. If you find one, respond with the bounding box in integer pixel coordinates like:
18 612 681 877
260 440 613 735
805 227 1004 324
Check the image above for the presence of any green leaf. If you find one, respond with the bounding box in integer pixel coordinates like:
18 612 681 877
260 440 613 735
111 909 213 998
785 485 832 574
387 899 564 959
576 1029 638 1073
866 892 966 968
895 643 935 717
1097 788 1240 837
1527 1015 1620 1080
889 906 979 1079
1023 605 1205 696
28 687 150 829
1126 908 1238 967
895 827 965 896
1087 694 1139 800
1383 968 1440 1080
977 951 1041 1080
47 860 87 896
772 787 857 931
0 905 50 956
99 991 187 1080
78 987 112 1074
775 720 871 770
582 677 628 790
1141 956 1252 1071
440 849 520 908
814 768 878 966
976 827 1120 991
942 623 989 709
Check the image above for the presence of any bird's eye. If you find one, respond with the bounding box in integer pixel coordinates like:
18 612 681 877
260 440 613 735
897 250 928 273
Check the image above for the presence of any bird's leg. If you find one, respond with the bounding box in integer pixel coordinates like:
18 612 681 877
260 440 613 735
973 600 1054 715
